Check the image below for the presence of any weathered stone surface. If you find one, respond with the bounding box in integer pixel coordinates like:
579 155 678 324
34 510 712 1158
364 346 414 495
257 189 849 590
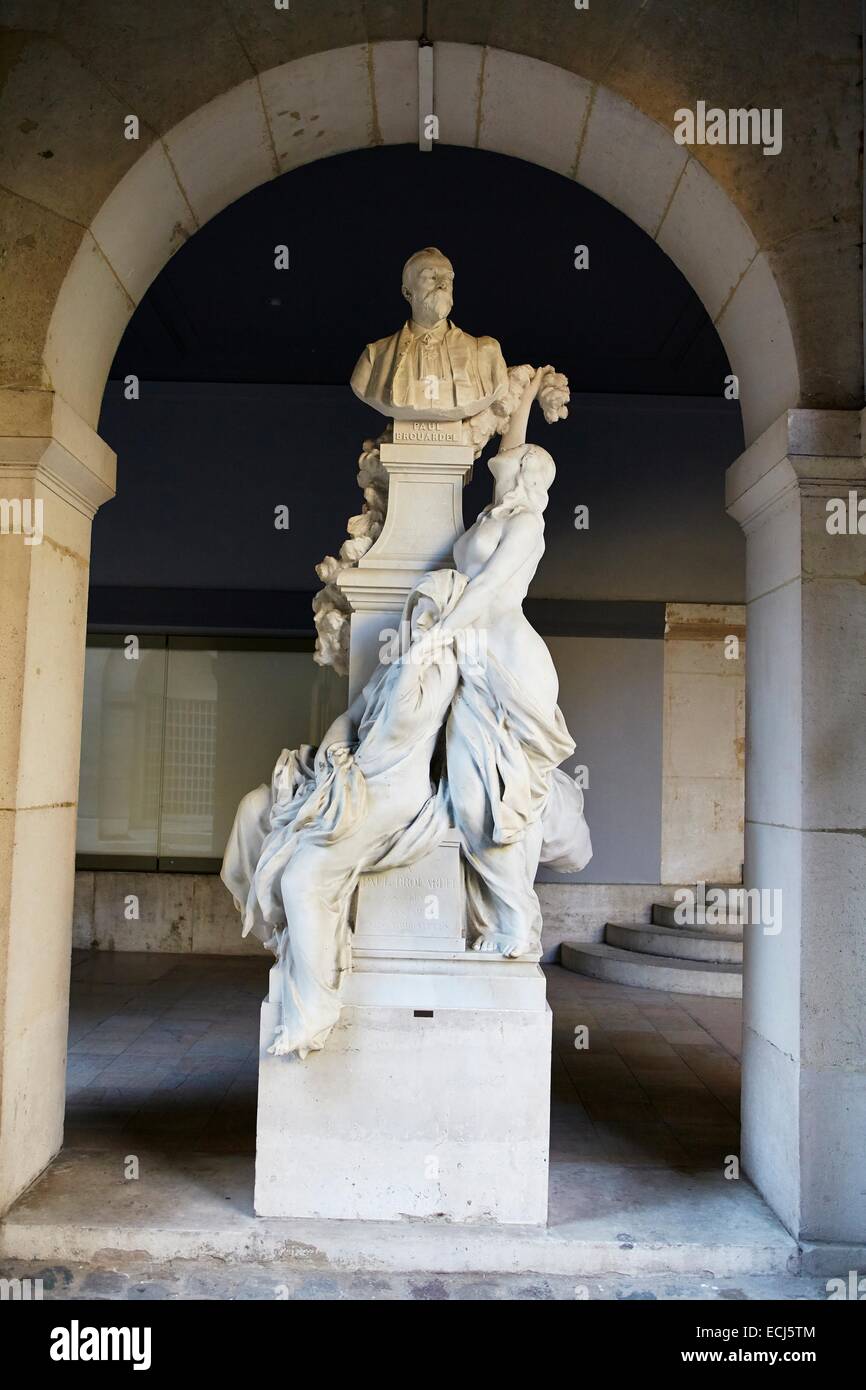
0 513 90 807
0 2 860 412
0 1 61 27
605 0 861 242
497 0 648 74
537 882 679 960
561 940 742 998
0 802 77 1216
370 39 418 146
72 872 685 963
0 33 154 224
0 1257 836 1301
576 85 687 238
0 190 83 392
800 566 866 833
72 870 95 944
432 41 483 147
427 0 498 47
260 45 374 174
71 870 263 956
354 839 466 953
0 399 115 1216
364 1 424 44
192 875 262 956
90 872 194 954
56 0 255 136
765 217 864 408
222 0 366 74
89 139 197 303
2 6 861 416
603 2 862 402
715 253 801 444
430 0 645 75
42 230 133 423
800 1064 866 1242
657 158 758 322
800 829 866 1071
479 48 591 177
660 603 746 887
165 78 277 228
728 408 866 1243
255 956 552 1223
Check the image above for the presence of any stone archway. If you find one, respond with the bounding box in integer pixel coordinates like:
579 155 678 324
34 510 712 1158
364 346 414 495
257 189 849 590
43 43 798 442
2 42 863 1259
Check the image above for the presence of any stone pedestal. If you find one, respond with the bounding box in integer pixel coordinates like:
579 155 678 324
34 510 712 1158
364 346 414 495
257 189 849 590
256 415 552 1228
254 950 552 1224
338 420 473 700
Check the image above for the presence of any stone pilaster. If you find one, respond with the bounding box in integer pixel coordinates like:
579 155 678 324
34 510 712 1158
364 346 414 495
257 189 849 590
726 407 866 1248
0 389 115 1214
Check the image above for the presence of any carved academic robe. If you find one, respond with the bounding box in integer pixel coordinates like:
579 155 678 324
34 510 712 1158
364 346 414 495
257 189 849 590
351 320 508 420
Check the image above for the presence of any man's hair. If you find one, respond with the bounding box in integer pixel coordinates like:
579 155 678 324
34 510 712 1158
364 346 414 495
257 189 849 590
401 247 451 291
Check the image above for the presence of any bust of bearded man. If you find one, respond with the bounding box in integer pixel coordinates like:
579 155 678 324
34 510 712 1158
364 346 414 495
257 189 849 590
350 247 508 422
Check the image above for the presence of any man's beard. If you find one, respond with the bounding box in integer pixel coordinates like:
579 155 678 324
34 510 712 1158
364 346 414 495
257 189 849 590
416 289 452 322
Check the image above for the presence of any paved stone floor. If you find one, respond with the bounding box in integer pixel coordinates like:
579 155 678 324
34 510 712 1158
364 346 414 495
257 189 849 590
0 951 831 1300
0 1258 831 1300
62 950 743 1167
63 950 268 1156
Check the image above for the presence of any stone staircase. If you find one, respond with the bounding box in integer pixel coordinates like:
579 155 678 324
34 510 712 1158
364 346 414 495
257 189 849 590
561 901 743 998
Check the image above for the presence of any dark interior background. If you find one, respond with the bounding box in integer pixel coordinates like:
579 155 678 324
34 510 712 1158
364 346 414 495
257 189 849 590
86 143 746 882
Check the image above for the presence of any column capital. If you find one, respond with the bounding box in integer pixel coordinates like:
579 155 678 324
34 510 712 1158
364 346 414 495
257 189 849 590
726 407 866 531
0 388 116 518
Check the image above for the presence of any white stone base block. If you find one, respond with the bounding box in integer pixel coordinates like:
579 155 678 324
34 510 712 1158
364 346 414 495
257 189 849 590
254 954 552 1225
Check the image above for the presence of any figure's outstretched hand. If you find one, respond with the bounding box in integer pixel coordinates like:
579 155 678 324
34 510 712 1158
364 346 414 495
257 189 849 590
500 365 557 450
314 738 354 779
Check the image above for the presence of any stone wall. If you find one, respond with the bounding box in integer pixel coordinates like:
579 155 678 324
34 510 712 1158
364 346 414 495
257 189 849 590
72 871 680 963
660 602 746 884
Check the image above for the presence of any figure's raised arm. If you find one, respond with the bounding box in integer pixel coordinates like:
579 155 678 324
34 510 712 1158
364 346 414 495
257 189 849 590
499 366 550 451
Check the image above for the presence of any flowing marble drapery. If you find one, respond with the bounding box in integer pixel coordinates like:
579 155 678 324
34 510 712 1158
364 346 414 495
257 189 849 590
221 568 591 1057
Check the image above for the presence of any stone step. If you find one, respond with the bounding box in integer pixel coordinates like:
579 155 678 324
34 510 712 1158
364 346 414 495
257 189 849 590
0 1148 796 1277
605 921 743 965
561 941 742 998
652 901 743 935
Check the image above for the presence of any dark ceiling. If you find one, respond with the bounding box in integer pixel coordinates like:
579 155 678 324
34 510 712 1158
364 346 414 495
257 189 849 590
109 144 731 398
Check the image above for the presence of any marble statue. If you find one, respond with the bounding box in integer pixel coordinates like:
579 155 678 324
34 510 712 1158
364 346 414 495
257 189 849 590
312 363 573 673
319 257 570 672
350 247 509 420
222 366 592 1059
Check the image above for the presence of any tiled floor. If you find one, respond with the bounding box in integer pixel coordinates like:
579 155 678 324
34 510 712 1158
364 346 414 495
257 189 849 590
546 966 741 1171
66 951 268 1155
66 949 742 1170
